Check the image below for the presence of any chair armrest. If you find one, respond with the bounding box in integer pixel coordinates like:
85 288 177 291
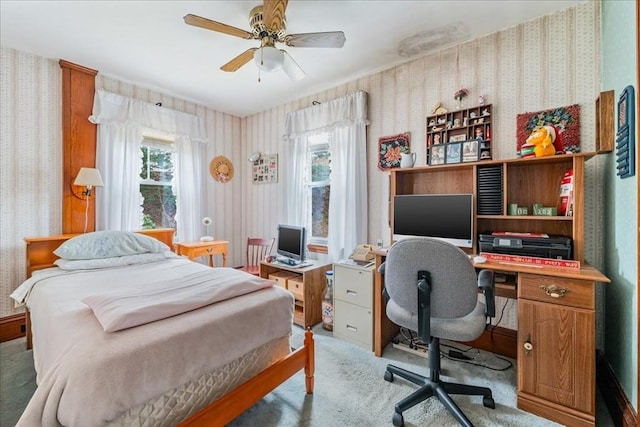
477 269 495 318
417 270 431 342
379 262 390 301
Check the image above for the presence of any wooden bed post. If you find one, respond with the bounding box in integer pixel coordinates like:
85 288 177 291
304 327 315 394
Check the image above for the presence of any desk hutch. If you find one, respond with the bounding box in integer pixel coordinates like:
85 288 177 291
375 153 610 427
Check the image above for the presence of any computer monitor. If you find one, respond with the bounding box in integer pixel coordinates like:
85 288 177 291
393 193 474 248
276 224 307 265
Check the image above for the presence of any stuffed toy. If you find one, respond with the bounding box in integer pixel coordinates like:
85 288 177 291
521 125 565 158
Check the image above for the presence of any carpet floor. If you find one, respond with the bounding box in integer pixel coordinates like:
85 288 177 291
1 325 615 426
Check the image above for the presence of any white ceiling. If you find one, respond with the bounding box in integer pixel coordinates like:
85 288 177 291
1 0 585 118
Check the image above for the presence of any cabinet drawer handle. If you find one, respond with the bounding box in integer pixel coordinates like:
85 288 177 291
346 290 358 296
540 284 568 298
346 325 358 332
523 334 533 355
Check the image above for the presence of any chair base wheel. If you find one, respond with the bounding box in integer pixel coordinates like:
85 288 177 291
384 371 394 382
392 411 404 426
483 396 495 409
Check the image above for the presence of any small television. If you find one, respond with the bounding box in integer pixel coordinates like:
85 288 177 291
393 193 474 248
276 224 307 265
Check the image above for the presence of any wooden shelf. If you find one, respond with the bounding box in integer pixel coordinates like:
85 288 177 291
426 104 492 164
477 215 574 221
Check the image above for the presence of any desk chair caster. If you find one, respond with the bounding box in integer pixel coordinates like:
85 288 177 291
384 360 495 427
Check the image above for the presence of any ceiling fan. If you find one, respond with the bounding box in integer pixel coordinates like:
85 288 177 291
184 0 346 81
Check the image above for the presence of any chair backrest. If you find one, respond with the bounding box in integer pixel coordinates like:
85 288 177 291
246 237 275 267
384 238 478 319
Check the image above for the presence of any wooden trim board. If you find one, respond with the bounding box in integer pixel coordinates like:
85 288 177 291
596 349 638 427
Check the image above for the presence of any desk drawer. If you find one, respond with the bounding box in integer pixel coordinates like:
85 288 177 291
269 271 299 290
334 299 372 349
334 266 373 309
189 245 219 258
288 277 305 301
518 273 595 310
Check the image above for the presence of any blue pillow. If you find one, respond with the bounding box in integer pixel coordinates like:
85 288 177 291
53 230 170 260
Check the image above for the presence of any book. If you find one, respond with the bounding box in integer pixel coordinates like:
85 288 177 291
479 252 581 269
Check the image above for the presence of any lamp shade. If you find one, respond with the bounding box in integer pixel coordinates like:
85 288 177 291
253 46 285 72
74 168 104 188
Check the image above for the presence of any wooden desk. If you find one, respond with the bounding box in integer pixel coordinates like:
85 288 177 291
175 240 228 267
260 260 332 328
373 247 610 426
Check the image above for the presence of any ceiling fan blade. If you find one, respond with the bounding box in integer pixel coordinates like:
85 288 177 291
281 50 306 81
184 14 253 39
263 0 288 31
221 48 258 72
285 31 346 48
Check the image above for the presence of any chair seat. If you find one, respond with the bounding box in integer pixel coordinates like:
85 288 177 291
237 265 260 276
386 298 487 342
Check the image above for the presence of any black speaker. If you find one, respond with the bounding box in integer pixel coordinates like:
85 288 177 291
476 165 503 215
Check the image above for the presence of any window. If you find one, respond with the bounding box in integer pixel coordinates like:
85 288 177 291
307 134 331 243
140 137 176 230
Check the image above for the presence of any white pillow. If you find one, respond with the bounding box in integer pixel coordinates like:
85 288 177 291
54 252 173 270
54 230 170 260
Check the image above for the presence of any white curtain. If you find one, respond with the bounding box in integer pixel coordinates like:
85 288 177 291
90 90 207 241
283 91 369 262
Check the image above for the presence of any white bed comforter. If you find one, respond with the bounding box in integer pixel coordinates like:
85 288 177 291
16 258 294 427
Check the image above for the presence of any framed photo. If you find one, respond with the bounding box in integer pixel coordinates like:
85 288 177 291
461 140 480 162
252 153 278 184
429 144 445 165
445 142 462 164
449 134 466 143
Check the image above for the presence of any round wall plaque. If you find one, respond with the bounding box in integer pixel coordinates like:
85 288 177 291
210 156 234 183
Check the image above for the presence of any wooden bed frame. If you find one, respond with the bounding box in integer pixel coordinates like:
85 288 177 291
23 228 315 426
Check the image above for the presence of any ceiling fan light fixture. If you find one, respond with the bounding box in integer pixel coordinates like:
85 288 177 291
254 46 284 72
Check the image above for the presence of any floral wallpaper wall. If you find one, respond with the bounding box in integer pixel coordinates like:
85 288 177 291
0 48 62 318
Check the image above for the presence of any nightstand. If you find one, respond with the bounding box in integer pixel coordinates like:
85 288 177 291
175 240 228 267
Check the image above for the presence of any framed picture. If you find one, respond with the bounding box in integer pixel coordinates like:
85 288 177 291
252 153 278 184
445 142 462 164
449 134 466 143
378 133 410 170
429 144 445 165
461 140 480 162
516 104 581 154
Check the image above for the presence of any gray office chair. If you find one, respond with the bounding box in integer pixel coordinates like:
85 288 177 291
381 238 496 427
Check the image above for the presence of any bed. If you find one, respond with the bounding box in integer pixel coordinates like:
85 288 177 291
13 228 315 426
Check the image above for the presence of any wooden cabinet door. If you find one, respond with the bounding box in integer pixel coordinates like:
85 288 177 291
518 299 595 414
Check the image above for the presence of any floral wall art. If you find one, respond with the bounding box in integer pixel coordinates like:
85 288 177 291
377 133 410 170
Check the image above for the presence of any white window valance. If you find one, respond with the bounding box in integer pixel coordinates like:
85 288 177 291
283 90 370 140
89 89 207 143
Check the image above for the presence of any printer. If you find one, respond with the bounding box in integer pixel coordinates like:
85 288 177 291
479 233 572 260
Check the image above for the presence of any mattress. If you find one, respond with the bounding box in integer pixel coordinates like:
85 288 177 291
17 258 294 427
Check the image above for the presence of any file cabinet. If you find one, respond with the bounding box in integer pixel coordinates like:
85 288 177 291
333 262 375 350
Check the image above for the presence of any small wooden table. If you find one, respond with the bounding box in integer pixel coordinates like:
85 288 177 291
175 240 228 267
